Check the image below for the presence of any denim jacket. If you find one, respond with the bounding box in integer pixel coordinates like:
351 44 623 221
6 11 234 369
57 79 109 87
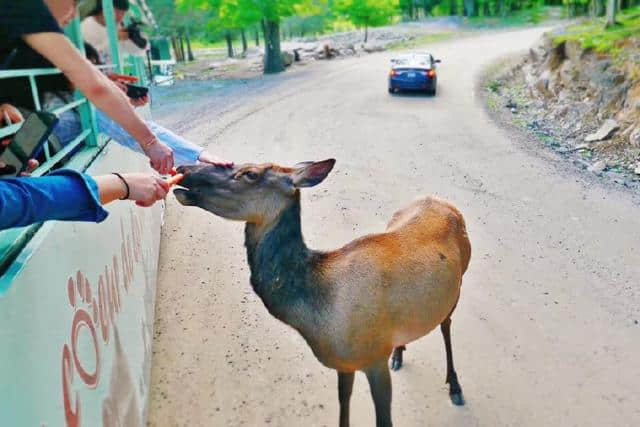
0 169 108 230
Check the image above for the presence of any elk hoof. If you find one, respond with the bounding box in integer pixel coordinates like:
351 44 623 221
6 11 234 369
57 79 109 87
390 358 402 371
450 391 465 406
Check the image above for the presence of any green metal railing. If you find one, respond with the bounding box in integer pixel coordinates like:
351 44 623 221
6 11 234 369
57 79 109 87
0 0 147 276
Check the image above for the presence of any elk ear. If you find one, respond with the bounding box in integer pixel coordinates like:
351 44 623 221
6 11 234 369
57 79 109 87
291 159 336 188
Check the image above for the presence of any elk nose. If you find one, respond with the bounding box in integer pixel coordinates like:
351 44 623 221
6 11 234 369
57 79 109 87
176 165 196 175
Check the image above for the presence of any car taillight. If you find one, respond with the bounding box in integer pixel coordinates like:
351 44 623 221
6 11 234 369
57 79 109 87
427 69 436 78
390 69 397 77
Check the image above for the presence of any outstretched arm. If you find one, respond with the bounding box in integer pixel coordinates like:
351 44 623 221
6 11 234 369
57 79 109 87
23 32 174 174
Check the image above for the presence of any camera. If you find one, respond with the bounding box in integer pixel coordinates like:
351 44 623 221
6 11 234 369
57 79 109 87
125 19 148 50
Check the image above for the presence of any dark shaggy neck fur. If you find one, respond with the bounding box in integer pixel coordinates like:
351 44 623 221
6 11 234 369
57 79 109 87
244 193 326 326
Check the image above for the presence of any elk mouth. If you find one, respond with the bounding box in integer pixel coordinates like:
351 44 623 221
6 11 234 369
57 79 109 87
173 187 197 206
173 165 229 208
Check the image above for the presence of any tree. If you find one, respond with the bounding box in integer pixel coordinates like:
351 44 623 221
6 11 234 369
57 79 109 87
334 0 399 42
250 0 327 73
605 0 617 26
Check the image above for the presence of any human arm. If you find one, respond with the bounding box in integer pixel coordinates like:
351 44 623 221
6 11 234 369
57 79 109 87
0 170 170 230
22 32 173 173
0 170 108 229
95 173 169 207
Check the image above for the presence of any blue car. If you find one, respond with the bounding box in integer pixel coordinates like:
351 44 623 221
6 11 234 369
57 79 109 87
388 53 441 96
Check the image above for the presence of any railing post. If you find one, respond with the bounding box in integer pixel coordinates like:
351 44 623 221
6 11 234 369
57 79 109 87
103 0 123 73
65 16 98 147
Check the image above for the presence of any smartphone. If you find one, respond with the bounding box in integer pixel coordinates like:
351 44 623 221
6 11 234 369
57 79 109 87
0 111 59 177
125 83 149 99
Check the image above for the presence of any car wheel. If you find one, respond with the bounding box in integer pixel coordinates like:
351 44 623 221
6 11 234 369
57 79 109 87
388 87 395 94
430 87 436 96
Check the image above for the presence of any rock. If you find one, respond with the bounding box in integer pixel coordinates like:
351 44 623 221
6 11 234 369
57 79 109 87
597 83 630 118
564 40 585 63
559 61 578 86
585 119 619 142
534 70 554 98
588 160 606 173
529 47 545 63
282 51 294 67
635 164 640 175
362 43 385 53
543 41 566 71
630 127 640 147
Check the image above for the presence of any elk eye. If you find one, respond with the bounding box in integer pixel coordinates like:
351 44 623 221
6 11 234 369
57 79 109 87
244 171 259 181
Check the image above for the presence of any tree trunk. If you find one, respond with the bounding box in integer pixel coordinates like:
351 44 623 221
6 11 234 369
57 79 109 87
605 0 617 27
464 0 476 16
263 18 284 74
241 28 248 53
170 36 182 62
255 26 260 46
185 30 194 61
179 35 186 63
364 24 369 43
225 31 234 58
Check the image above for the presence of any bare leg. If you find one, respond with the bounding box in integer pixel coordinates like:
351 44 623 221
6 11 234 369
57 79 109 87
365 360 393 427
338 371 355 427
390 345 406 371
441 317 465 406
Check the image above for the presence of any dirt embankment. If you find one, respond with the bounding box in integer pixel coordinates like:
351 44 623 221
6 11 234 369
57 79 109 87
485 29 640 187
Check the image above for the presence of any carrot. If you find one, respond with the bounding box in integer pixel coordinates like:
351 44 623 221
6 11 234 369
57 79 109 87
169 167 178 176
166 173 184 187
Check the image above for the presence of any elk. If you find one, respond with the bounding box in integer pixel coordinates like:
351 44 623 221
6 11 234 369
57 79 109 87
174 159 471 427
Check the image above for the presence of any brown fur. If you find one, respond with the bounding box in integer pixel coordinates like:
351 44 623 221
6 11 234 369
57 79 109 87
174 160 471 426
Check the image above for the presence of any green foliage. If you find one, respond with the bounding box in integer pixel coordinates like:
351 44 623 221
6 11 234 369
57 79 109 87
146 0 639 46
333 0 400 29
553 6 640 55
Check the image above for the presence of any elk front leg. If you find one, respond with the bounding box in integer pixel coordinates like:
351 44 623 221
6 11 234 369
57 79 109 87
441 316 465 406
338 371 355 427
390 345 406 371
365 360 393 427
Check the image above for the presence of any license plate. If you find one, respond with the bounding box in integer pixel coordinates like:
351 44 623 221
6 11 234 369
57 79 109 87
406 72 416 78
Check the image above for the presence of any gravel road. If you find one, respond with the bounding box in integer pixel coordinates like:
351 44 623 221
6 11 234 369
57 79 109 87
148 27 640 427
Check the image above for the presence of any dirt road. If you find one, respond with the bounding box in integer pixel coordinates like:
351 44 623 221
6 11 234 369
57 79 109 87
148 27 640 427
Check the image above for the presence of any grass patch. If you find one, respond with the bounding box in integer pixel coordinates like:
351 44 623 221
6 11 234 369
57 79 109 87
466 6 565 29
387 32 456 50
553 7 640 56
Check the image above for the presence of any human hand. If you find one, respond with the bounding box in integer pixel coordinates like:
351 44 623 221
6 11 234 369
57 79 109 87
117 28 129 41
19 159 39 176
1 104 24 147
130 94 149 107
143 138 174 174
121 173 170 207
198 151 234 168
0 104 24 125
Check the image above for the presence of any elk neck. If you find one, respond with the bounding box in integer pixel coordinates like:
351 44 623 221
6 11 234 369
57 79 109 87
244 192 327 326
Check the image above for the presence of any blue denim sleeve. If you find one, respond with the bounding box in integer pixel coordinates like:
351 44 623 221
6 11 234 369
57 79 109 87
0 169 109 230
95 110 203 166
